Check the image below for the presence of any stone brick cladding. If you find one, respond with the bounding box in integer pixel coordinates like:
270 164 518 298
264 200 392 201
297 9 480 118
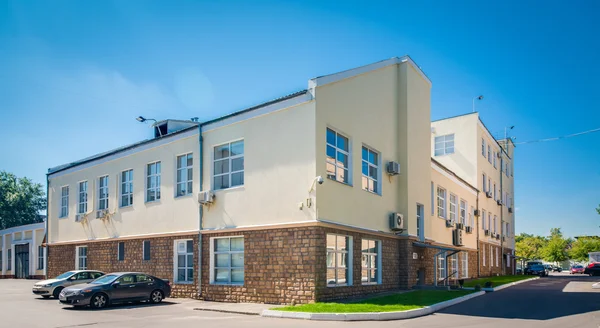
479 241 503 277
48 234 198 298
408 243 478 286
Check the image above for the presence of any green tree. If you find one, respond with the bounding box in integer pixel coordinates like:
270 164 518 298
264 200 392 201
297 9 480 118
541 228 570 262
569 237 600 262
0 171 46 230
515 233 546 260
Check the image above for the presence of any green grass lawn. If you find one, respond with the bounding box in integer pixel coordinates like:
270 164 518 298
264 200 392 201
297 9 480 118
462 275 533 288
273 290 474 313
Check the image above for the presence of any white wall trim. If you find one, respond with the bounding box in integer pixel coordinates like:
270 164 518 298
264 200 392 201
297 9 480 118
431 162 478 196
0 223 45 236
308 56 432 89
48 130 199 179
201 92 313 133
48 229 200 246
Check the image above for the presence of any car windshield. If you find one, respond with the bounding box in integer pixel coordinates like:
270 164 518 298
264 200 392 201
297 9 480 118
91 274 119 284
55 271 77 279
531 265 544 269
573 265 583 268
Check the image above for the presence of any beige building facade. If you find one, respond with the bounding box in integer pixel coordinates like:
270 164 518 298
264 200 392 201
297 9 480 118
0 222 46 279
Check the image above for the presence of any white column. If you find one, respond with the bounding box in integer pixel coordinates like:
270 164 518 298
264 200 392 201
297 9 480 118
31 229 37 277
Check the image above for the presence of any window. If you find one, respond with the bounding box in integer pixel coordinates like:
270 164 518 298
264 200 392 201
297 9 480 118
437 187 447 218
430 182 434 215
488 214 492 233
493 183 497 200
326 128 350 184
118 242 125 261
493 216 497 234
176 153 194 196
213 141 244 190
120 169 133 207
489 247 493 267
495 247 499 267
450 253 458 277
449 194 457 223
459 200 467 225
361 239 380 284
146 161 161 202
136 274 153 283
98 176 109 210
361 146 379 193
38 246 44 270
0 251 2 271
212 237 244 284
60 186 69 218
482 245 486 267
482 138 486 156
437 252 446 280
76 246 87 270
143 240 151 261
90 272 103 279
482 210 486 230
461 252 469 278
506 223 510 237
417 204 425 242
482 173 487 192
507 254 511 267
487 145 491 163
493 152 497 168
434 134 455 156
7 249 12 270
327 234 351 286
488 178 491 193
117 274 135 285
78 181 88 214
175 240 194 283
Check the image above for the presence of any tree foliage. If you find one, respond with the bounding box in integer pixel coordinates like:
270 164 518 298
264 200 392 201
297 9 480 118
541 228 570 262
569 237 600 262
515 233 546 260
0 171 46 230
515 228 574 262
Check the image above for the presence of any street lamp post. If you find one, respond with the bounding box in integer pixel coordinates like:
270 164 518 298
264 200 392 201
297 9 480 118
472 95 484 113
136 116 162 137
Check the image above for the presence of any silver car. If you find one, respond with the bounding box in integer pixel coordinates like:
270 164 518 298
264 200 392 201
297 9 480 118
33 270 105 299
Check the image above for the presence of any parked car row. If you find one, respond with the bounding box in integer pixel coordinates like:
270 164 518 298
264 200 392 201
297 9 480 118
33 270 171 309
525 264 549 277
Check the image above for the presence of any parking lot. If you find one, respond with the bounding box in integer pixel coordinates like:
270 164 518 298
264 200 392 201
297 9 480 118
2 274 599 328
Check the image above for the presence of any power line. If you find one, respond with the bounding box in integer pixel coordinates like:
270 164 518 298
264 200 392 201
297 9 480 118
514 127 600 145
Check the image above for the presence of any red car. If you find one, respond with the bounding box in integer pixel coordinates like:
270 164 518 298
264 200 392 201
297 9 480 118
570 265 585 274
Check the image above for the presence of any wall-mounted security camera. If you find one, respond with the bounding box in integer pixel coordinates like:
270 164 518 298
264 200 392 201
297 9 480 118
308 175 324 193
316 176 324 185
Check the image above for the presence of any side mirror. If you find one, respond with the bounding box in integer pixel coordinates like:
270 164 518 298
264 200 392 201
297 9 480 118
68 276 77 281
112 281 120 288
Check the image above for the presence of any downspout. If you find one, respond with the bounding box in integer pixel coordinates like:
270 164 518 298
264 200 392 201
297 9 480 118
197 125 203 297
476 191 480 278
500 155 504 275
45 174 49 279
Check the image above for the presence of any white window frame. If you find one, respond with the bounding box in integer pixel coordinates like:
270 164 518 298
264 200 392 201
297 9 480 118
461 252 469 278
482 210 487 230
483 244 486 267
361 239 381 285
38 245 44 270
437 252 446 281
493 215 497 234
117 242 125 261
98 175 109 210
77 181 88 215
176 153 194 197
488 214 492 233
210 236 244 285
459 199 467 225
213 140 244 191
496 247 499 267
489 246 493 267
493 152 497 168
174 239 194 284
76 246 87 270
482 138 486 156
146 161 161 202
493 183 497 200
361 145 380 194
326 128 351 185
434 134 455 156
487 145 491 163
120 169 134 207
450 253 458 277
60 186 69 218
326 234 353 287
482 173 487 192
417 204 425 242
437 187 447 219
449 194 457 223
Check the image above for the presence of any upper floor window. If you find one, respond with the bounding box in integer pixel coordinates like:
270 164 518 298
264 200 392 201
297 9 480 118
437 187 447 219
482 210 487 230
459 199 467 225
493 152 497 168
493 215 497 233
361 146 379 194
482 138 486 156
434 134 454 156
98 176 109 210
449 193 457 223
469 206 475 227
176 153 193 196
146 161 161 202
482 173 487 192
493 183 497 200
60 186 69 218
326 128 350 184
120 169 133 207
214 140 244 190
487 145 491 163
78 181 88 214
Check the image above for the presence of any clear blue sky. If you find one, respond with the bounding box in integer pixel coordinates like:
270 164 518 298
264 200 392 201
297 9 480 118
1 0 598 238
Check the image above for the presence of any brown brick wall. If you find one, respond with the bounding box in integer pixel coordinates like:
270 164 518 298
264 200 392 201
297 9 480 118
48 234 199 298
479 241 503 276
409 244 477 286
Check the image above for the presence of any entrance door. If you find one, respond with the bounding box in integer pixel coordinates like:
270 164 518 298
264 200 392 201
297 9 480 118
15 244 29 279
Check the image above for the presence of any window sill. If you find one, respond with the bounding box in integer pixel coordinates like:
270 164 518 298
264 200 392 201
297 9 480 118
173 281 194 285
214 185 245 192
326 284 350 288
175 193 193 199
327 177 352 187
120 205 133 209
362 189 381 197
361 282 380 286
145 199 162 205
210 282 244 286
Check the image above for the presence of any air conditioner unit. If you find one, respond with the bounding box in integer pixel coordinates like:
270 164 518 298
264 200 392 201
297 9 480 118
502 236 506 242
456 222 464 230
386 161 400 176
198 190 215 205
484 229 490 236
389 212 405 231
465 226 473 233
496 199 502 206
75 214 84 223
453 229 463 246
496 234 501 240
486 191 492 198
508 207 513 213
445 219 454 228
96 209 108 219
474 209 480 216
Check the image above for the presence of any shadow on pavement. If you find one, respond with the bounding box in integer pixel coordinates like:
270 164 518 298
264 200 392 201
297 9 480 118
62 301 176 311
439 275 600 320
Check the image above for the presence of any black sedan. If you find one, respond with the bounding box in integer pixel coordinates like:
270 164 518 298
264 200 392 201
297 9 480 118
526 264 548 277
584 263 600 276
59 272 171 309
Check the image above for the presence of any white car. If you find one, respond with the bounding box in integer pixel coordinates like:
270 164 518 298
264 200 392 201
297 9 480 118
32 270 105 299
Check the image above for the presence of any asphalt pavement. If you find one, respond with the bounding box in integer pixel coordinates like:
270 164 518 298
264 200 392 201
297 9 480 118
1 273 599 328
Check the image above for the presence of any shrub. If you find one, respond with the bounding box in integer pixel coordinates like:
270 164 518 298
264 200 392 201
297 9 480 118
474 284 482 291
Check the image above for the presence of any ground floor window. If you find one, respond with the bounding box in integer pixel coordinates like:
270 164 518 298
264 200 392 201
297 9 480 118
450 253 458 279
38 246 44 270
461 252 469 278
437 252 446 281
361 239 380 284
7 249 11 270
76 246 87 270
211 236 244 285
496 247 499 267
489 247 493 268
483 244 486 267
327 234 352 286
175 240 194 283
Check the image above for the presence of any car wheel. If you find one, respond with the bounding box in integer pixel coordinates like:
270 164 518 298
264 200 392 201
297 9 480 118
42 295 51 299
52 287 63 299
149 290 164 304
90 293 108 309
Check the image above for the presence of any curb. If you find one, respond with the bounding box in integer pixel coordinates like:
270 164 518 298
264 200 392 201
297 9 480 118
261 291 485 321
462 276 539 292
194 308 260 316
592 282 600 289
